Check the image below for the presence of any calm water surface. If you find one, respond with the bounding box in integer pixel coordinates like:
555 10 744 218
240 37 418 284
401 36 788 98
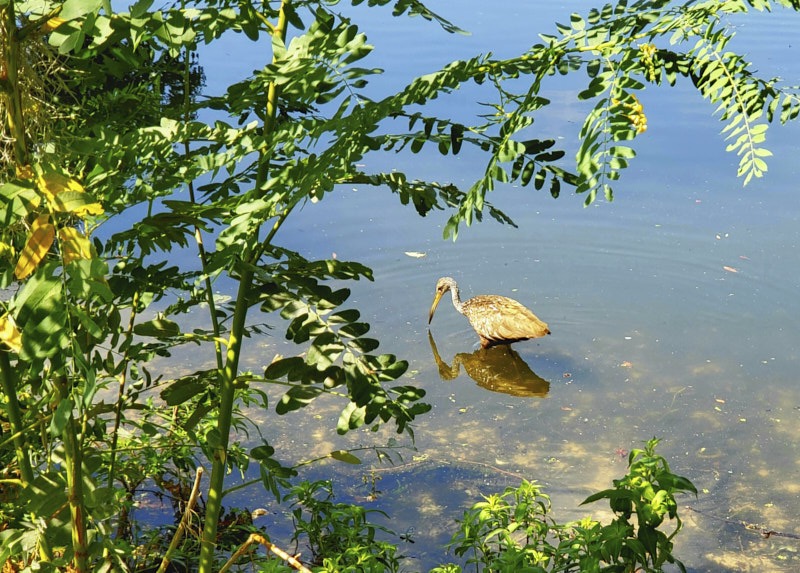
166 2 800 570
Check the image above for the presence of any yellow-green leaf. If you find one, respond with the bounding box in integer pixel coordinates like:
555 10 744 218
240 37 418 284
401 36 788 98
15 214 55 279
52 191 103 217
37 172 84 203
0 313 22 353
58 226 94 264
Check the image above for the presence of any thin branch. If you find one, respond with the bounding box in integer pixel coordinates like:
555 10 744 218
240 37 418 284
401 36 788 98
219 533 312 573
156 467 205 573
686 506 800 540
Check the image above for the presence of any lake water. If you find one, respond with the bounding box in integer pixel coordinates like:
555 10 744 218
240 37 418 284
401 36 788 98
173 2 800 571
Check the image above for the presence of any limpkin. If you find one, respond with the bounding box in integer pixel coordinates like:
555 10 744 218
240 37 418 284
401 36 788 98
427 277 550 348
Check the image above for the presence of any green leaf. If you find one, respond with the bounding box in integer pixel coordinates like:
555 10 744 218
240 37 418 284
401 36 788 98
350 337 379 353
581 488 615 505
329 308 361 324
337 401 366 434
161 378 207 406
330 450 362 464
265 356 306 380
276 385 324 415
49 398 73 437
570 12 586 31
251 444 276 461
13 267 62 325
638 524 660 557
71 306 104 340
134 318 181 337
60 0 103 20
206 428 222 450
307 332 344 369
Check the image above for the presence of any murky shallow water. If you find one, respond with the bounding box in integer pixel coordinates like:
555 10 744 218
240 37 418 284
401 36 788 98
139 2 800 571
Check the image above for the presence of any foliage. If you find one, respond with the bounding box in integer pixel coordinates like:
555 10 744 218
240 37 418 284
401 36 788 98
286 479 401 572
434 438 697 573
0 0 796 571
424 0 800 229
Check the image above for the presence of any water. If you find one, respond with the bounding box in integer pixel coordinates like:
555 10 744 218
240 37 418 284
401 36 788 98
188 2 800 571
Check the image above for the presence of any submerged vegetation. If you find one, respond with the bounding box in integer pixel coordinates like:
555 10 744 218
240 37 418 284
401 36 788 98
1 0 799 570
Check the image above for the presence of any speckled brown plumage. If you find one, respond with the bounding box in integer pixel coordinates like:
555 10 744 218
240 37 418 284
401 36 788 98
428 277 550 348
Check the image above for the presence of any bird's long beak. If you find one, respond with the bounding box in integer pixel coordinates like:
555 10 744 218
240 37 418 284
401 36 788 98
428 291 444 324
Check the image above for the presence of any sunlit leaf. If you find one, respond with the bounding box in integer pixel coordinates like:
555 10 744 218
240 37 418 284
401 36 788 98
133 318 181 337
276 385 324 415
0 313 22 353
337 401 366 434
15 214 55 279
330 450 362 464
41 16 66 32
59 0 103 20
58 227 94 264
36 172 84 203
53 191 103 217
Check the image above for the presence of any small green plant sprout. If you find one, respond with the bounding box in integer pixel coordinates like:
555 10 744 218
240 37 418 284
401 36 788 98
579 437 698 572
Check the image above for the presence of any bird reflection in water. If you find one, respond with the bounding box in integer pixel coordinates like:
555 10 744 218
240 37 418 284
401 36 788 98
428 332 550 398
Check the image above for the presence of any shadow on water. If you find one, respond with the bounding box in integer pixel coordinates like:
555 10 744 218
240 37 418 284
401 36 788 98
428 331 551 397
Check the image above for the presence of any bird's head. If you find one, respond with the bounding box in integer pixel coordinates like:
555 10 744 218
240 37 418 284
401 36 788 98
428 277 455 324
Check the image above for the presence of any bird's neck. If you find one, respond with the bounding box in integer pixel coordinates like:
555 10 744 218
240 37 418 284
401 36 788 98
449 284 465 315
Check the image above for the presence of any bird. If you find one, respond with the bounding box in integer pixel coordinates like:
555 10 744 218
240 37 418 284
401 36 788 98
428 276 550 348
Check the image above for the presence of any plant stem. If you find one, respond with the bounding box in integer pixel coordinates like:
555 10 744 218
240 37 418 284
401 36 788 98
197 264 253 570
56 376 89 572
0 0 29 166
0 352 33 483
196 4 289 570
182 42 224 372
106 292 139 490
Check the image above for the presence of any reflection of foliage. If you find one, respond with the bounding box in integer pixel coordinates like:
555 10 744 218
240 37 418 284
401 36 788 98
436 439 697 573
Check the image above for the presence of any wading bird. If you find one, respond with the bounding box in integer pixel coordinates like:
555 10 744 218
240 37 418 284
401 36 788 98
428 276 550 348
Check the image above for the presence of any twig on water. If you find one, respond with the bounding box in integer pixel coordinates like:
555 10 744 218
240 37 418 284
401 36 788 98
686 506 800 540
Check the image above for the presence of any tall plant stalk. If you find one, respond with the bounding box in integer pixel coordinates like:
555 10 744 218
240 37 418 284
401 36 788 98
106 293 139 493
196 3 289 570
58 378 88 572
1 0 28 166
